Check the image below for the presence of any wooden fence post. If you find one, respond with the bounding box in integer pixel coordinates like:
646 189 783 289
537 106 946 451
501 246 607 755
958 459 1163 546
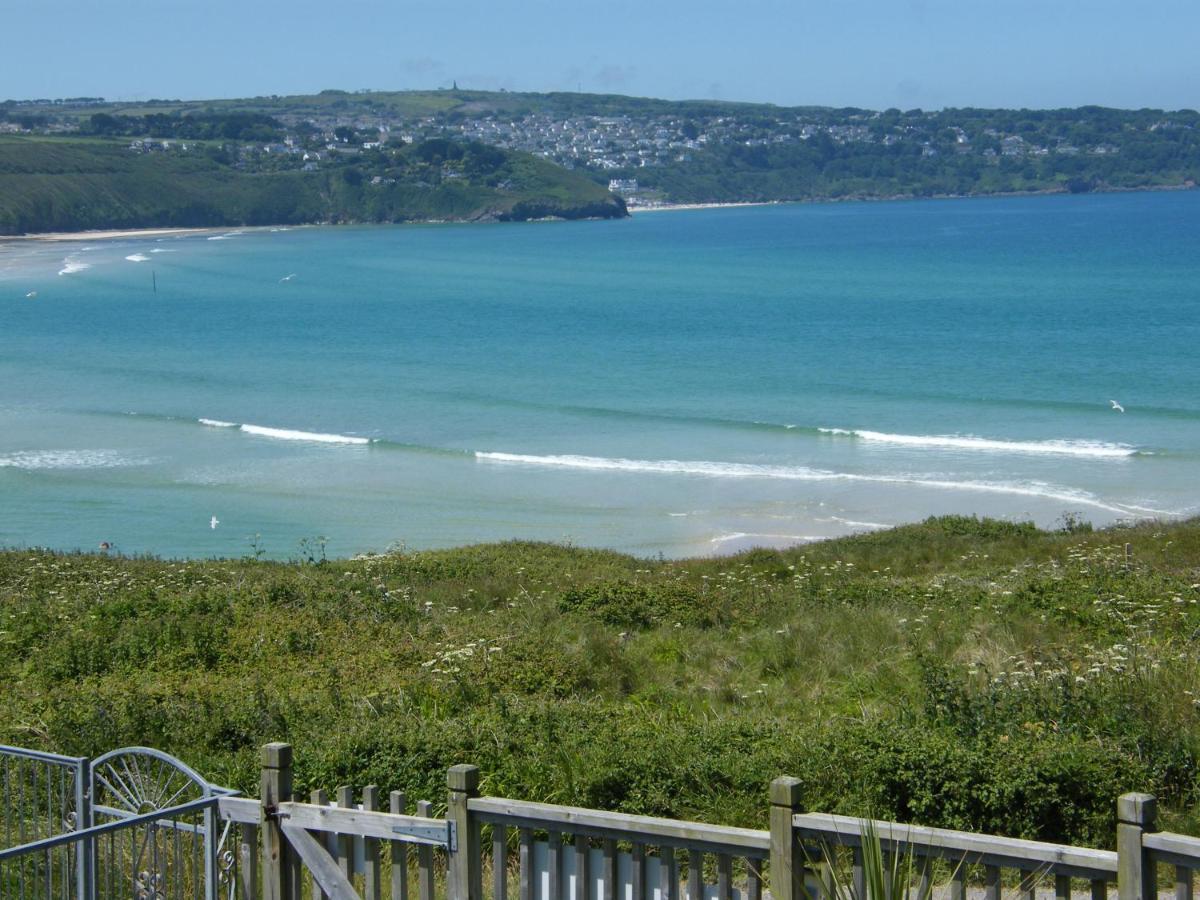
261 742 296 900
1118 792 1158 900
448 764 483 900
770 777 804 900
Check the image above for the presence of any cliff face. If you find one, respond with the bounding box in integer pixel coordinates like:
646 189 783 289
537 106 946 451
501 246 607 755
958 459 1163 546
0 137 628 235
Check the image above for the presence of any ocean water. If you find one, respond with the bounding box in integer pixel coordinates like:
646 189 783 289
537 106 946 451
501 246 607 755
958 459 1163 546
1 193 1198 559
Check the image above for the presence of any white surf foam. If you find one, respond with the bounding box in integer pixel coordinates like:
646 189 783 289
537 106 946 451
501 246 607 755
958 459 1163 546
198 418 237 428
149 248 176 254
0 449 141 470
474 451 1152 516
239 423 370 445
124 253 150 262
819 428 1137 459
207 230 244 241
711 532 821 546
57 256 90 276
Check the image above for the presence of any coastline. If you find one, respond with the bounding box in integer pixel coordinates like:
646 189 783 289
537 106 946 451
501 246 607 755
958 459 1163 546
4 226 225 243
626 182 1196 214
2 183 1192 238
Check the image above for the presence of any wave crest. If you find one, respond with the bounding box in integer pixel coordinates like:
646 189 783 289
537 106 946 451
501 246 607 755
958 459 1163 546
819 428 1138 458
474 451 1154 515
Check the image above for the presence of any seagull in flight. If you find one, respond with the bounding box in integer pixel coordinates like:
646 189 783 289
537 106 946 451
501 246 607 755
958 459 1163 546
210 515 220 529
279 273 297 283
1110 400 1125 413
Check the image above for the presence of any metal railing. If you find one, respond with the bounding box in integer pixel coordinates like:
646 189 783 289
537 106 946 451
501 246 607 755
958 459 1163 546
1 744 90 899
0 745 239 900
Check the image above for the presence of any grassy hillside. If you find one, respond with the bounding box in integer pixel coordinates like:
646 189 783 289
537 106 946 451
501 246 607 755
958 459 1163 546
0 135 625 234
3 516 1200 848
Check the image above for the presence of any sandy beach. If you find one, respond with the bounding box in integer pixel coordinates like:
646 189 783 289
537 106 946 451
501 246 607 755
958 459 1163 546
627 201 781 213
5 227 223 243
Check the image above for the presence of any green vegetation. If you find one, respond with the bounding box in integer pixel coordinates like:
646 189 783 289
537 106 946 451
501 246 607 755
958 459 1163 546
3 516 1200 849
0 135 625 235
9 91 1199 206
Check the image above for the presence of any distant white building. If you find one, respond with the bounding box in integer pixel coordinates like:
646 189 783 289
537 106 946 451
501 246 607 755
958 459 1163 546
608 178 639 195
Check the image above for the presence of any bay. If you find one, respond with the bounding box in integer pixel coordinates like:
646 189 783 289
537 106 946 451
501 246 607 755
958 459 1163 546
1 192 1197 558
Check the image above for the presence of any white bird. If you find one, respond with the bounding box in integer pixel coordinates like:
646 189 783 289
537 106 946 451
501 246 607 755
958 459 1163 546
279 273 297 282
25 291 37 298
210 516 220 529
1110 400 1125 413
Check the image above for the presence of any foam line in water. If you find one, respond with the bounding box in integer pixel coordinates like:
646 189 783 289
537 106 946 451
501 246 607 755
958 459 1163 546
198 418 237 428
0 449 142 470
238 423 370 444
474 451 1155 515
818 428 1138 458
124 253 150 262
711 532 822 545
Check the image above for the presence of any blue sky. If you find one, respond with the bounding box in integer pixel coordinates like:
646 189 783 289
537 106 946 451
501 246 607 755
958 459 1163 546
7 0 1197 110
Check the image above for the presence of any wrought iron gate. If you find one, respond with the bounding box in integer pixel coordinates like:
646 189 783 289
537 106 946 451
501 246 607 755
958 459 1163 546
1 744 239 900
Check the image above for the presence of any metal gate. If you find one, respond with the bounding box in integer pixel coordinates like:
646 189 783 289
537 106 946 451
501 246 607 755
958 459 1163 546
1 744 239 900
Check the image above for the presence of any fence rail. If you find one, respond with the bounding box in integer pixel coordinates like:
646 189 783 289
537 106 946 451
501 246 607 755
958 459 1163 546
10 741 1200 900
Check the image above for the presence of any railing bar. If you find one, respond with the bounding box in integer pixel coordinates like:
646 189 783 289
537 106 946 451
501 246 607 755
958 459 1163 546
519 828 534 900
1057 875 1072 900
0 747 89 766
176 818 184 900
662 847 679 900
493 823 508 900
602 839 616 900
336 786 354 886
949 863 966 900
917 856 932 900
1091 879 1108 900
851 845 866 900
3 795 222 861
417 801 435 900
239 822 258 900
716 853 732 900
310 790 330 900
632 842 645 900
193 808 201 900
576 834 590 900
985 865 1001 900
1177 866 1193 900
687 850 702 900
551 830 563 900
364 786 382 900
746 857 762 900
5 756 11 849
1020 869 1037 900
391 791 409 900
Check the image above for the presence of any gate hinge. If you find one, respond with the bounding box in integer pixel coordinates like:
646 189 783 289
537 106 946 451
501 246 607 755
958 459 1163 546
391 819 456 851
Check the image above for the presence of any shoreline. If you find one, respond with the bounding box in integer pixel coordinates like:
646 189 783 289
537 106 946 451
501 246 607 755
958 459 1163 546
1 183 1193 238
4 226 225 243
626 182 1196 214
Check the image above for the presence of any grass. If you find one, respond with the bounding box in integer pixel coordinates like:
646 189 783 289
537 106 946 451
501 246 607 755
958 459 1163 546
2 515 1199 849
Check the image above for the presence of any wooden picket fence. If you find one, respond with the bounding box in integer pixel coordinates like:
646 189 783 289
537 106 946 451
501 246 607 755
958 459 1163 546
211 743 1200 900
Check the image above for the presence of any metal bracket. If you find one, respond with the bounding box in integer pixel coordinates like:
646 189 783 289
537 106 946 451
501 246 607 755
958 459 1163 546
392 819 456 851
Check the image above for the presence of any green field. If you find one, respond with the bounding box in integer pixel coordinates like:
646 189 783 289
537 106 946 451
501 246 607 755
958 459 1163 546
3 516 1198 848
0 135 624 234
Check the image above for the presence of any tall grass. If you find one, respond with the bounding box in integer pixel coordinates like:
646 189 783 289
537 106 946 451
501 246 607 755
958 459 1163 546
2 516 1199 845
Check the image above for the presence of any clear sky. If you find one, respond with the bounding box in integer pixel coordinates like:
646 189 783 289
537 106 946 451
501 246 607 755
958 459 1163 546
6 0 1197 111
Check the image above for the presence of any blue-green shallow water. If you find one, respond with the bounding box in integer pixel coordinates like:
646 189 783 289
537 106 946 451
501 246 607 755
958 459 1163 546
2 192 1198 559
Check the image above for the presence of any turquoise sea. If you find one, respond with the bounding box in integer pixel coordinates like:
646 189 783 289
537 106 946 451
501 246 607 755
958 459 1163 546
1 192 1198 559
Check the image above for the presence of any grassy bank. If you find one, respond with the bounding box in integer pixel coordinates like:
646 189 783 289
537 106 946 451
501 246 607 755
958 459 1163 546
3 516 1199 848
